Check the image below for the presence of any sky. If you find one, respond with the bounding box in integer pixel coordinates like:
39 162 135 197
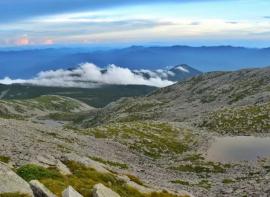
1 0 270 47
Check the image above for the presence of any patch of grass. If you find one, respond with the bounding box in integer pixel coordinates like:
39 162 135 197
171 161 226 174
171 180 190 186
17 161 186 197
82 121 195 159
89 156 128 169
0 193 30 197
222 178 235 184
171 178 212 190
196 180 211 190
0 156 10 163
182 154 204 162
17 164 62 182
125 174 144 186
148 191 189 197
32 96 81 112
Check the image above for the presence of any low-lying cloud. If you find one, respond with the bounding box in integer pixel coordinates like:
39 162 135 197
0 63 175 88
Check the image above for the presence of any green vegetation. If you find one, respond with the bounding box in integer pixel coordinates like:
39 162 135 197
89 156 128 169
80 98 164 127
25 95 81 112
171 160 228 174
0 193 30 197
222 178 235 184
200 102 270 134
17 164 62 182
171 180 190 186
120 99 163 113
182 154 204 162
0 84 156 108
171 178 212 190
16 161 186 197
82 121 195 159
125 174 144 186
0 156 10 163
0 103 25 120
196 180 211 190
0 95 88 121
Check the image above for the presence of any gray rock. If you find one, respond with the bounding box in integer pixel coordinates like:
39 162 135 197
56 160 71 175
62 186 82 197
92 183 120 197
0 162 34 196
30 180 56 197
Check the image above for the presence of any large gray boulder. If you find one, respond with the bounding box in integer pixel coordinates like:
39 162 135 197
0 162 34 196
62 186 82 197
29 180 56 197
92 183 120 197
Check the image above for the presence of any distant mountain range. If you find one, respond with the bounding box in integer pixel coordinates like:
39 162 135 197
1 45 270 78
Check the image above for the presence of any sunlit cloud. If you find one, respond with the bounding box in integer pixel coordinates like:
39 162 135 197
16 36 30 46
43 39 54 45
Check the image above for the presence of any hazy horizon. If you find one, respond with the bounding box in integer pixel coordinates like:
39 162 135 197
1 0 270 48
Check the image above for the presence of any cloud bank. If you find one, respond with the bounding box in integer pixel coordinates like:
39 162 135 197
0 63 175 88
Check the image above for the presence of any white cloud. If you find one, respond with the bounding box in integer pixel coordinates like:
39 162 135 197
0 63 175 88
176 66 190 73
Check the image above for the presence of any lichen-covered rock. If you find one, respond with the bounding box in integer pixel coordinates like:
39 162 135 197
92 183 120 197
29 180 56 197
0 162 33 196
62 186 82 197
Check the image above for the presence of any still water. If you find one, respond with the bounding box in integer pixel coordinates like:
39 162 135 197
207 136 270 162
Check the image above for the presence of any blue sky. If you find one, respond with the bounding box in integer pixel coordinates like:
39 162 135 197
1 0 270 47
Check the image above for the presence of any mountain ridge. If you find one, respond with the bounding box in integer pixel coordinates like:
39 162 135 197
1 45 270 78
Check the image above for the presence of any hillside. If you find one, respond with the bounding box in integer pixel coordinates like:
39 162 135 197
1 67 270 197
0 84 157 108
77 66 270 127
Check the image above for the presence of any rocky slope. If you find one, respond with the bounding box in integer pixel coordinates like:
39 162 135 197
1 66 270 196
78 66 270 127
0 96 190 197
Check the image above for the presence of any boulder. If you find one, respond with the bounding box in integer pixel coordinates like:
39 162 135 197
92 183 120 197
0 162 34 196
62 186 82 197
30 180 56 197
56 160 71 175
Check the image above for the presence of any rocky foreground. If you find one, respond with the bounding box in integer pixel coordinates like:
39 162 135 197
0 67 270 197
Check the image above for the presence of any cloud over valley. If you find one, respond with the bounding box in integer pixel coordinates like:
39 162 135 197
0 63 175 88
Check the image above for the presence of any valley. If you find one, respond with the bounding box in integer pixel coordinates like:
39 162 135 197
0 66 269 196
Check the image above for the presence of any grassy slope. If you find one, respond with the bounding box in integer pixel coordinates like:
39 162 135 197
17 161 187 197
80 121 196 159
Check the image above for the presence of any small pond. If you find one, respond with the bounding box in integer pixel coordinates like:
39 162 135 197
207 136 270 163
